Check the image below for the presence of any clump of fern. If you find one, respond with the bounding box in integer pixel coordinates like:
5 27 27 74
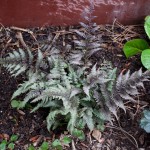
1 48 150 133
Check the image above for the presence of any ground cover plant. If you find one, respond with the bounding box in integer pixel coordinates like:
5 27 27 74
140 110 150 133
123 15 150 134
0 1 150 149
123 16 150 69
0 134 18 150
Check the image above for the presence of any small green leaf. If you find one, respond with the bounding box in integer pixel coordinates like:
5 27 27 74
144 16 150 39
141 49 150 69
10 135 18 142
52 139 61 147
72 128 85 140
40 142 49 150
54 145 63 150
28 145 35 150
62 136 71 144
123 39 149 58
11 100 20 108
8 143 15 150
52 139 62 150
140 110 150 133
0 140 7 150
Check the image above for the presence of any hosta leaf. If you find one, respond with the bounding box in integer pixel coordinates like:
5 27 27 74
144 16 150 39
123 39 149 58
141 49 150 70
143 110 150 120
140 110 150 133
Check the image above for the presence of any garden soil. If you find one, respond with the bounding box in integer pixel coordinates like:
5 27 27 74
0 22 150 149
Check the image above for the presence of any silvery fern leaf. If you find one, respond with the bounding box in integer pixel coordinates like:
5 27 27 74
69 52 84 65
83 108 94 131
74 40 86 47
0 48 47 76
73 0 102 63
70 88 81 99
83 84 91 97
67 108 78 132
114 68 150 105
36 49 44 70
75 30 86 39
11 72 44 99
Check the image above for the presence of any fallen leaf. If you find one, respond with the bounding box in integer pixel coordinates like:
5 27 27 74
0 134 3 139
17 109 25 115
33 135 43 146
29 135 39 142
3 133 9 141
92 129 103 143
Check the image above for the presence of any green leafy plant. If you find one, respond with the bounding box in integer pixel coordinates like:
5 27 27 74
72 128 85 140
140 110 150 133
11 100 22 108
0 134 18 150
52 139 62 150
123 15 150 69
28 141 49 150
39 142 49 150
52 136 71 150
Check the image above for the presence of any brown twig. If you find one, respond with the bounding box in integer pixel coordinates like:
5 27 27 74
10 26 37 42
16 32 28 48
106 125 139 149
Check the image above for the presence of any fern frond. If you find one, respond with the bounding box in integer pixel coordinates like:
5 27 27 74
11 72 43 99
114 68 148 103
0 48 49 76
83 108 94 131
70 0 102 66
47 109 67 131
67 108 78 132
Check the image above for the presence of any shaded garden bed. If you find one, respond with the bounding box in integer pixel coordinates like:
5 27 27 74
0 22 150 150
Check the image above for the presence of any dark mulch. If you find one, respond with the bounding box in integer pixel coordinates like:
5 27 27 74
0 22 150 150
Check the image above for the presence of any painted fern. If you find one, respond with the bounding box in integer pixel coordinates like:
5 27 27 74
1 48 150 133
69 1 102 66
